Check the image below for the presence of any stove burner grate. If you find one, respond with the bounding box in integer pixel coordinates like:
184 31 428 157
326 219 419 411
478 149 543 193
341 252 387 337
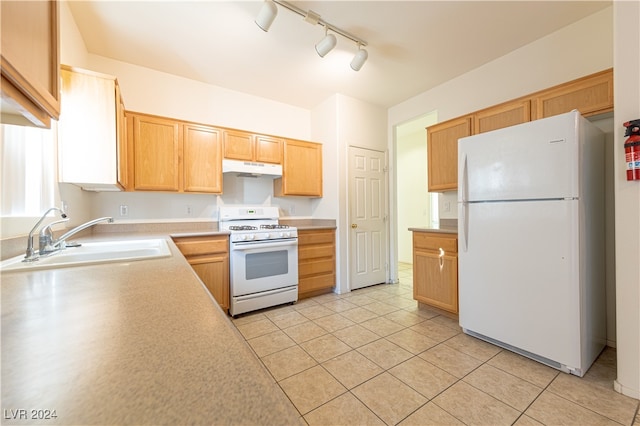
228 225 258 231
260 224 290 230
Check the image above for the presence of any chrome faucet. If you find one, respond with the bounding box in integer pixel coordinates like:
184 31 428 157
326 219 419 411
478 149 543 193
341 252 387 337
24 207 67 262
45 216 113 251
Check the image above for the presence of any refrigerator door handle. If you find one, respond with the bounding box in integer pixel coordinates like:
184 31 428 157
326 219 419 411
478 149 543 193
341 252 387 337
461 154 469 252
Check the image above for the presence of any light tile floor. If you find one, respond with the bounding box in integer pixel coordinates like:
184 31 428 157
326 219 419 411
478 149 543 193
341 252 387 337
231 263 640 425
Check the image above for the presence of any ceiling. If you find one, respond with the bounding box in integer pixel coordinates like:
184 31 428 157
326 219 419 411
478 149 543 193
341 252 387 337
67 1 611 110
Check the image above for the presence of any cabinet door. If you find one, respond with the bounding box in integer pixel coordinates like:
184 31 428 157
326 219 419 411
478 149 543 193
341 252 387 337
1 0 60 127
474 100 531 134
535 69 613 119
190 255 229 311
116 83 128 189
183 124 222 193
276 139 323 197
58 66 122 190
413 249 458 314
223 129 253 161
131 114 181 191
427 116 472 192
254 134 282 164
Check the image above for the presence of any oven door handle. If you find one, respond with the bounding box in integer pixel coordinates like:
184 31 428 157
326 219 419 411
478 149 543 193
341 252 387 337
231 239 298 252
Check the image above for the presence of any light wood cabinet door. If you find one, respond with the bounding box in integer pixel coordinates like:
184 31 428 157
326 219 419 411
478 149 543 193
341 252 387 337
413 232 458 314
58 66 125 191
275 139 323 197
474 99 531 134
427 116 472 192
223 129 254 161
1 0 60 128
190 255 229 311
254 134 283 164
534 68 613 119
130 113 181 191
298 229 335 298
173 235 230 311
183 124 223 193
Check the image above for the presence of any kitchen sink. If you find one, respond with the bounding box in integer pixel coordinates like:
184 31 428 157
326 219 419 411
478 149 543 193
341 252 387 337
1 238 172 272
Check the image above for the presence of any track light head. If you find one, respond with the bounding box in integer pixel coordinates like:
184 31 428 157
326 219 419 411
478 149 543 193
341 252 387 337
315 33 337 57
350 46 368 71
255 0 278 32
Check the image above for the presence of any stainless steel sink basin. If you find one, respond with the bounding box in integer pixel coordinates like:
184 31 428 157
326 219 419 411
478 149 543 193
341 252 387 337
1 238 172 272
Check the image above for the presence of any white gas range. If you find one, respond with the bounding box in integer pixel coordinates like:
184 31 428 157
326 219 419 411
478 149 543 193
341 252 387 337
219 206 298 317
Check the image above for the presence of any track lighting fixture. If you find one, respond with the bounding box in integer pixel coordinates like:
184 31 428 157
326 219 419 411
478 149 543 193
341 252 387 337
255 0 369 71
255 0 278 32
350 45 368 71
315 31 337 58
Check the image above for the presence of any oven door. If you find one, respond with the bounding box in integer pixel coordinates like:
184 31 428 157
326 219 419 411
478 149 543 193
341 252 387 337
230 238 298 297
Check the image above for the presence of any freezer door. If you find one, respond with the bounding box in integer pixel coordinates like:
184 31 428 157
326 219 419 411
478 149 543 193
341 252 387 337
458 111 580 202
458 199 581 369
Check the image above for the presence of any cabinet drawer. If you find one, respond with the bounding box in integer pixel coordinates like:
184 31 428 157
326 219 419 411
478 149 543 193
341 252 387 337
299 274 335 293
298 229 334 245
299 245 334 260
173 236 228 256
413 233 457 253
299 259 335 277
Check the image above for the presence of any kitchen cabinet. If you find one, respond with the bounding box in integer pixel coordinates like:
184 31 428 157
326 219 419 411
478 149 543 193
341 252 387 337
1 0 60 128
223 129 282 164
125 112 223 193
297 229 335 298
184 124 223 193
474 99 531 134
173 235 229 311
128 112 181 191
426 69 613 192
413 231 458 314
274 139 323 197
533 68 613 119
427 116 472 192
58 66 126 191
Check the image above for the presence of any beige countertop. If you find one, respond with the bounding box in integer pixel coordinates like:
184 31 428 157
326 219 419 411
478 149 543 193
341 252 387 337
409 219 458 235
1 230 301 425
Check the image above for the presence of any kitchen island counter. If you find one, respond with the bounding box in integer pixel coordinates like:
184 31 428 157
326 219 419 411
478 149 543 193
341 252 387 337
1 233 301 425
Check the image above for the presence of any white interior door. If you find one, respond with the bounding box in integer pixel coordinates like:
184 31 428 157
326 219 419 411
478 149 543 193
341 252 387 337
349 146 387 290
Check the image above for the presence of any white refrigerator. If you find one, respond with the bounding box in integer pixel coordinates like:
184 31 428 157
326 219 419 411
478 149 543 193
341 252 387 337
457 110 606 377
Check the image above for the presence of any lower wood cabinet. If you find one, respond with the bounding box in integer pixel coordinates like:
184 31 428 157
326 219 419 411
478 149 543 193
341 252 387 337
413 231 458 314
173 235 229 311
297 228 335 298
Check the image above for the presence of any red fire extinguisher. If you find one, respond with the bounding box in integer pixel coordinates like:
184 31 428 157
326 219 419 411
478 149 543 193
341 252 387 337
624 119 640 181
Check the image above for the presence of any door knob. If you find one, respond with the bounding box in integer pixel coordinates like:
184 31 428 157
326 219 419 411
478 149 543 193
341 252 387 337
351 224 357 229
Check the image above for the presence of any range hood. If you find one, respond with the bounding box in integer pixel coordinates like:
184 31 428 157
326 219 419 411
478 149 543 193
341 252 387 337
222 159 282 178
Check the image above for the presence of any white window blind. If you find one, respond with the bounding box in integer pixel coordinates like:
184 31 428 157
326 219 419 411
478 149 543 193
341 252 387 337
1 123 56 217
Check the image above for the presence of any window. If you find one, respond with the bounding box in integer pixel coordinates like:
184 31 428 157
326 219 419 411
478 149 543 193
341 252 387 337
1 123 56 217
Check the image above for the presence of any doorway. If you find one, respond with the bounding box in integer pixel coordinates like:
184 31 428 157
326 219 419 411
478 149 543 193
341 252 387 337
395 111 438 265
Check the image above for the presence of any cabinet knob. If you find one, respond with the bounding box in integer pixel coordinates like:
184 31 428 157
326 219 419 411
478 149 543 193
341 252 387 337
351 224 358 229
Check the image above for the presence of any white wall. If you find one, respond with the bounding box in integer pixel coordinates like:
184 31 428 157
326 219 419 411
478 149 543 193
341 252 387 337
312 94 387 294
613 0 640 400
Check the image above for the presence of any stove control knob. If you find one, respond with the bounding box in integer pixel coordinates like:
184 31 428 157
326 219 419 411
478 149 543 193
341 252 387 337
281 231 290 238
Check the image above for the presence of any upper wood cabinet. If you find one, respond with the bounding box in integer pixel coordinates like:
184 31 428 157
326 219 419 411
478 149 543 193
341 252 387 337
126 112 223 193
274 139 323 197
1 0 60 128
223 129 282 164
533 68 613 119
129 113 181 191
184 124 223 193
474 99 531 134
427 116 472 192
58 66 126 191
426 69 613 192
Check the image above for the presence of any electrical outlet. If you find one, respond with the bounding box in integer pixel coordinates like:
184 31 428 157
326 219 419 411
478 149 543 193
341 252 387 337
289 205 296 215
119 205 128 217
444 201 451 212
186 205 193 216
